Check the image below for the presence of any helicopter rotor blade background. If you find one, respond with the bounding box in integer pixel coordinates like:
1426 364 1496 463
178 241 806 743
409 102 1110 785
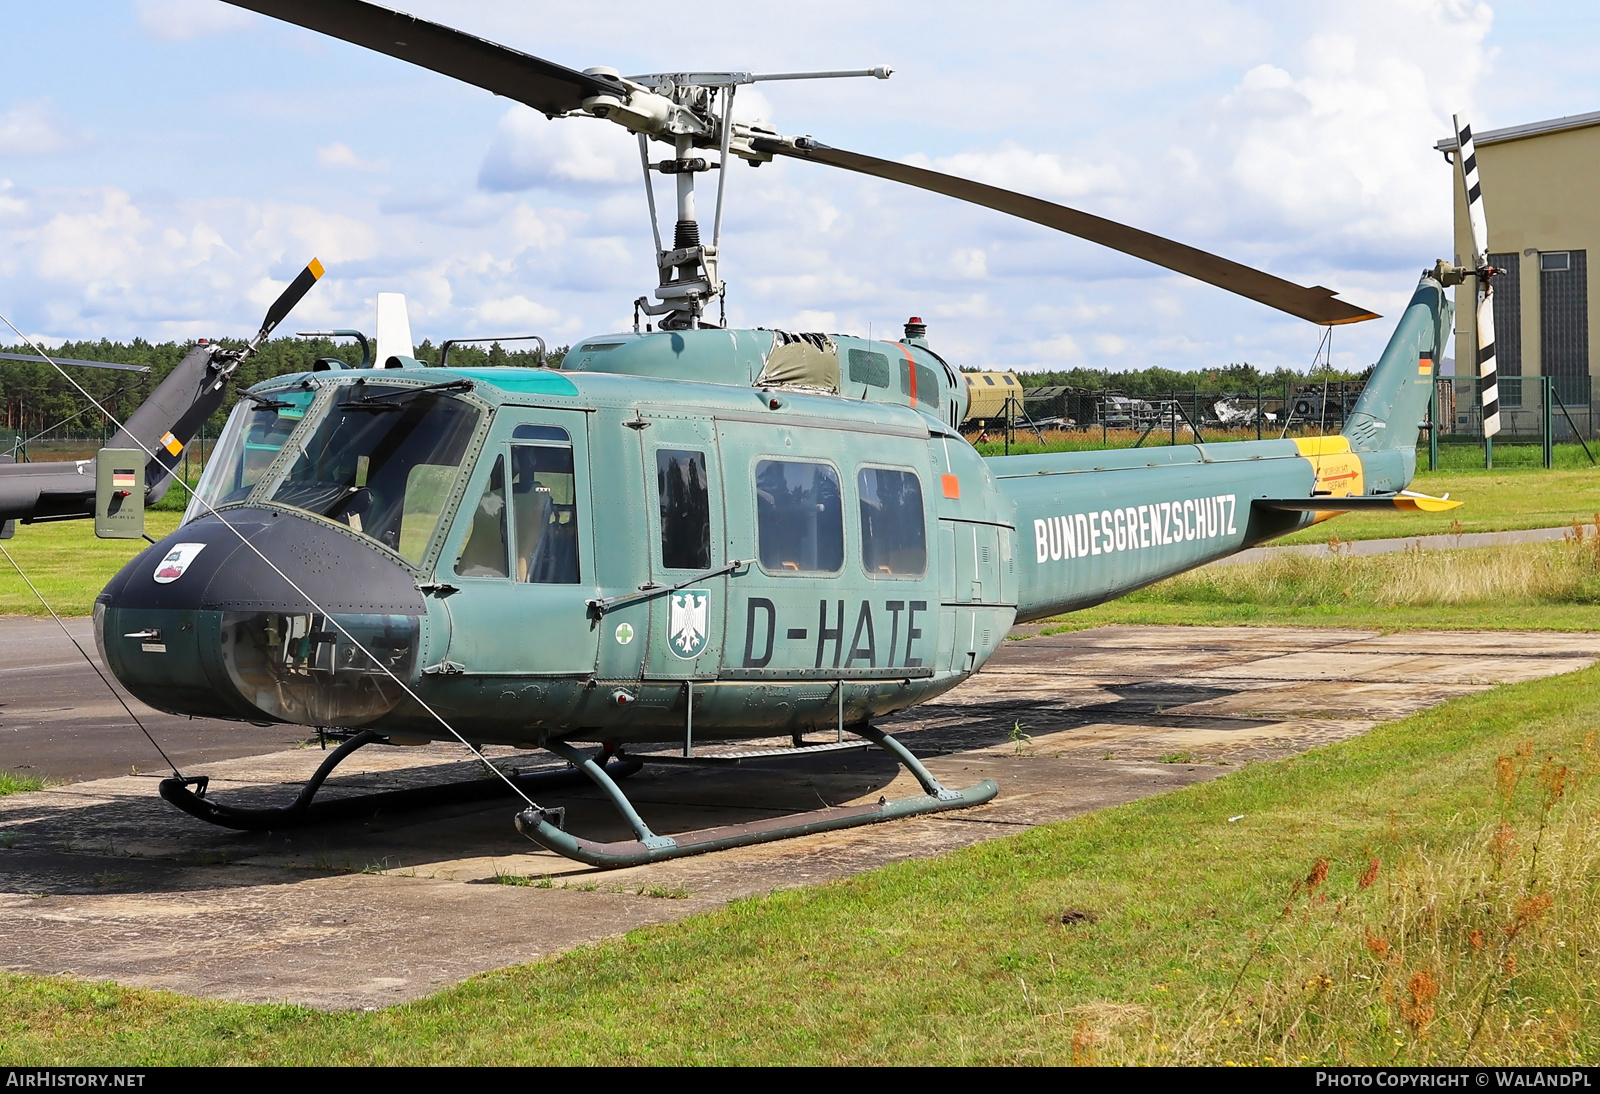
222 0 626 117
754 138 1381 328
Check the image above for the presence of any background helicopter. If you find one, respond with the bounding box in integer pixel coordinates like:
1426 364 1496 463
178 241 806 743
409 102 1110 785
27 0 1469 868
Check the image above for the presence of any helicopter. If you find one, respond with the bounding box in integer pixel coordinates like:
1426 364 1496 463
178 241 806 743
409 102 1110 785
70 0 1477 868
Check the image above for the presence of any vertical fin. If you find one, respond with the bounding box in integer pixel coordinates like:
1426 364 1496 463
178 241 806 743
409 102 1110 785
375 292 414 367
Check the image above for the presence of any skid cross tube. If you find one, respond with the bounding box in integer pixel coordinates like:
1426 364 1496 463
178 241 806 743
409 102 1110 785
515 727 998 868
160 732 639 832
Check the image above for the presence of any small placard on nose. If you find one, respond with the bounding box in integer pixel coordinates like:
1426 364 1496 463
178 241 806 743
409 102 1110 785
942 474 960 500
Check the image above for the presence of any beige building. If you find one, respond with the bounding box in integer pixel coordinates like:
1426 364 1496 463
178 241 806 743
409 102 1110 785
1437 110 1600 426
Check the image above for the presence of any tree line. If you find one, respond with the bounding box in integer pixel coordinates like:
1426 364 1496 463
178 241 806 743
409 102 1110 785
976 361 1372 397
0 338 566 444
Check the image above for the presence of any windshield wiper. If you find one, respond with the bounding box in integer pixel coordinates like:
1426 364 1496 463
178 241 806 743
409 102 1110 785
343 378 474 412
239 390 296 411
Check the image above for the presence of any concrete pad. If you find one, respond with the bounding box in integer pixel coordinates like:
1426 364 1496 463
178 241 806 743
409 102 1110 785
1 623 1596 1010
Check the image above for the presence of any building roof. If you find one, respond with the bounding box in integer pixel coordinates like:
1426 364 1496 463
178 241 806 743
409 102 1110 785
1435 109 1600 153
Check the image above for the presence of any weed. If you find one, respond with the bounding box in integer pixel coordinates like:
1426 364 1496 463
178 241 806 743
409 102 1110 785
636 885 689 900
0 772 46 796
90 872 127 888
1010 721 1033 755
0 831 17 849
492 871 555 888
1159 752 1196 765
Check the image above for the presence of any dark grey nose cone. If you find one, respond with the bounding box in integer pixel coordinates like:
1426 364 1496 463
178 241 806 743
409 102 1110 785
101 507 426 615
98 508 430 725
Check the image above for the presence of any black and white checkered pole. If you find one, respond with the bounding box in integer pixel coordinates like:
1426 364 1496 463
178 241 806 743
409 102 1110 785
1453 114 1500 439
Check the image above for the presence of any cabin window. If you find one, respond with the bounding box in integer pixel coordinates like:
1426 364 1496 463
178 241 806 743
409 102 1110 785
755 459 843 573
657 449 711 570
983 376 995 385
848 348 891 388
899 358 939 406
858 467 926 576
511 436 580 583
454 455 509 578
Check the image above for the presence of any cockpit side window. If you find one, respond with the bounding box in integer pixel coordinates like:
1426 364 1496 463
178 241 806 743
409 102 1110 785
454 454 508 579
511 437 580 584
657 449 711 570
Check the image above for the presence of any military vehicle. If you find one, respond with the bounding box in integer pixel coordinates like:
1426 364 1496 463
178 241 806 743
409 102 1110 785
11 2 1487 867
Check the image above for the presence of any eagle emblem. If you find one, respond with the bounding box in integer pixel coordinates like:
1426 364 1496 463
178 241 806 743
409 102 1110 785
668 589 709 659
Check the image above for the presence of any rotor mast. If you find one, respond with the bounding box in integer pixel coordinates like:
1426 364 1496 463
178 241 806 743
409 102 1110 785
577 65 892 331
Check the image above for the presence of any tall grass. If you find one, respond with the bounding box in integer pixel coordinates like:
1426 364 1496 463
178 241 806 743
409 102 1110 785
1127 529 1600 611
1082 726 1600 1065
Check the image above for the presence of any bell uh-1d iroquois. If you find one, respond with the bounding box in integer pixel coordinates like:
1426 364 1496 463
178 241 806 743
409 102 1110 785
72 0 1479 867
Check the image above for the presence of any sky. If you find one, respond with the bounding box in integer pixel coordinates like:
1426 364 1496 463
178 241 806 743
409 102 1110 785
0 0 1597 375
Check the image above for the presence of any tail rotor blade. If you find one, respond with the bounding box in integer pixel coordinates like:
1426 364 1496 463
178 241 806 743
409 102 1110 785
255 258 325 344
1452 114 1490 264
1476 286 1501 438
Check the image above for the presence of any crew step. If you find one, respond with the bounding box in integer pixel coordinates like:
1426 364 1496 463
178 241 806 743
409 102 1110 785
622 739 873 765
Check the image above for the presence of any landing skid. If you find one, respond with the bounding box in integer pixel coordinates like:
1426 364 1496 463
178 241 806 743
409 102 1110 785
514 727 999 869
159 730 641 832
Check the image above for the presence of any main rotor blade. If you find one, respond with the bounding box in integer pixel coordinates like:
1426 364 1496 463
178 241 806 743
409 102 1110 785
757 139 1380 327
222 0 625 117
0 352 149 374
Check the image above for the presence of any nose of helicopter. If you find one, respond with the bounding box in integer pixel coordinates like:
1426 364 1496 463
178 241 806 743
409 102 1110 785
96 507 433 727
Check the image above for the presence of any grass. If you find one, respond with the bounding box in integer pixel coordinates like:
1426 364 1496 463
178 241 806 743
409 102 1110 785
0 772 46 796
1041 537 1600 633
0 513 181 617
0 665 1597 1064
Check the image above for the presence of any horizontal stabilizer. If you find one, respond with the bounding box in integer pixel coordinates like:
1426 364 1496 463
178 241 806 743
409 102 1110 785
1253 492 1461 514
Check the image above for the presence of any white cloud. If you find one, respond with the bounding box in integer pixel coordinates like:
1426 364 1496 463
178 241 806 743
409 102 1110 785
0 101 80 156
475 294 563 329
1027 334 1084 363
35 189 151 283
919 143 1127 204
479 107 639 192
135 0 256 41
316 143 390 173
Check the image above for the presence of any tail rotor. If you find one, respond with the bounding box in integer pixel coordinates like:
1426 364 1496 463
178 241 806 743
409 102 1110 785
1452 115 1500 439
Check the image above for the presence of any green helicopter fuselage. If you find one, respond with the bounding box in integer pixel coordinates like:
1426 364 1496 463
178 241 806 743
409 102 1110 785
95 274 1451 748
